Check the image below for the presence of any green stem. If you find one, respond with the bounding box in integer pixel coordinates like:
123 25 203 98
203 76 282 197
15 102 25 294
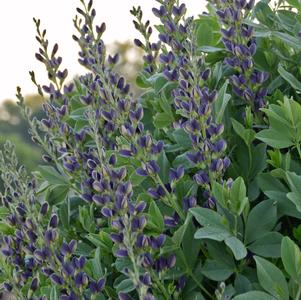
150 269 170 300
296 143 301 161
153 174 185 220
295 286 301 300
188 269 212 298
234 216 238 237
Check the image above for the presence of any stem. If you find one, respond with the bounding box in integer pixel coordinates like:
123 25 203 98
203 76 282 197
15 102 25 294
295 286 301 300
150 269 170 300
296 143 301 161
152 174 185 220
180 251 212 298
234 216 238 237
188 269 212 298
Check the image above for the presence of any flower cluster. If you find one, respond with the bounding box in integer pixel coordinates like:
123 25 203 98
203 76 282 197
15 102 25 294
147 0 229 207
0 141 106 299
212 0 269 111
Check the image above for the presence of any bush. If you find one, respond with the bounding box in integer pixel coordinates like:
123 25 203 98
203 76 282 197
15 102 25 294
1 0 301 299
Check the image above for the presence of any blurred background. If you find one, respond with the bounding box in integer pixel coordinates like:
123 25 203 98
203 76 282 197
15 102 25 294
0 0 205 172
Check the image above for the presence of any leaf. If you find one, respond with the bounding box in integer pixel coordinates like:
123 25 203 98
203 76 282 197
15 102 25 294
245 200 277 244
147 201 164 233
190 207 229 229
172 129 192 150
225 236 247 260
273 32 301 51
87 232 113 253
254 2 275 28
115 278 135 293
194 226 231 242
38 165 68 185
196 22 213 47
254 256 289 300
232 291 277 300
278 64 301 91
281 237 301 283
229 177 248 216
256 129 294 149
286 0 301 10
90 248 103 279
232 119 255 146
50 286 58 300
157 150 170 183
0 207 9 219
0 222 14 234
214 80 231 123
46 184 70 206
199 46 224 53
248 232 283 258
79 206 96 233
153 112 174 128
201 259 234 281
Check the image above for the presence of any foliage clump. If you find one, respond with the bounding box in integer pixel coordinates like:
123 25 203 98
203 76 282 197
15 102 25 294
2 0 301 299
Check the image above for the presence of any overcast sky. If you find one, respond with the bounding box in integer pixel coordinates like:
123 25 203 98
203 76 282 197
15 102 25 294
0 0 206 102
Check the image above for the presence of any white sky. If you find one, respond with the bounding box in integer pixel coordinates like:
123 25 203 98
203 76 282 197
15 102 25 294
0 0 206 102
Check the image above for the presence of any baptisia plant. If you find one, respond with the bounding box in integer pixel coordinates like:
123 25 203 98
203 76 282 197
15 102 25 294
2 0 301 299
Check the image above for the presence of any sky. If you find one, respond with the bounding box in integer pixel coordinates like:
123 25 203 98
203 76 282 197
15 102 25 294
0 0 206 103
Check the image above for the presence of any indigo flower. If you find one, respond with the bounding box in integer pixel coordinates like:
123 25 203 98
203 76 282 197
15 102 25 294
212 0 269 111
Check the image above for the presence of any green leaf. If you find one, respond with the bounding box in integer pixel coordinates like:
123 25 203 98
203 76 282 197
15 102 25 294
0 207 9 219
281 237 301 283
190 207 229 229
194 226 231 242
225 236 247 260
115 278 135 293
147 201 164 233
50 286 58 300
214 80 231 123
232 291 277 300
38 165 68 185
229 177 248 216
79 206 95 233
157 150 170 183
286 0 301 10
0 222 14 234
254 2 275 27
286 172 301 212
196 22 213 47
87 232 113 253
172 129 192 150
256 129 294 149
46 184 70 206
248 232 283 258
278 64 301 91
89 248 103 279
232 119 255 146
153 112 174 128
199 46 224 53
254 256 289 300
273 32 301 51
201 259 234 281
245 200 277 244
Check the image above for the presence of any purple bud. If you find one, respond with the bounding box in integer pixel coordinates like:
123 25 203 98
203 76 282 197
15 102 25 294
167 254 176 268
49 214 58 228
101 207 114 218
116 248 128 258
40 202 49 215
139 273 152 286
50 274 64 285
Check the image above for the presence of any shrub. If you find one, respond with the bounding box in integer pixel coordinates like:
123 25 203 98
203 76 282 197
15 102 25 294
1 0 301 299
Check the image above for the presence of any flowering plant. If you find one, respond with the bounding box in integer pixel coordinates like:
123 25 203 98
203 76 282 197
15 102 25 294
2 0 301 299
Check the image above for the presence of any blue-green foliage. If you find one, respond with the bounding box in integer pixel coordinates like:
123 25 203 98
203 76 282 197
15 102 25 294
1 0 301 299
